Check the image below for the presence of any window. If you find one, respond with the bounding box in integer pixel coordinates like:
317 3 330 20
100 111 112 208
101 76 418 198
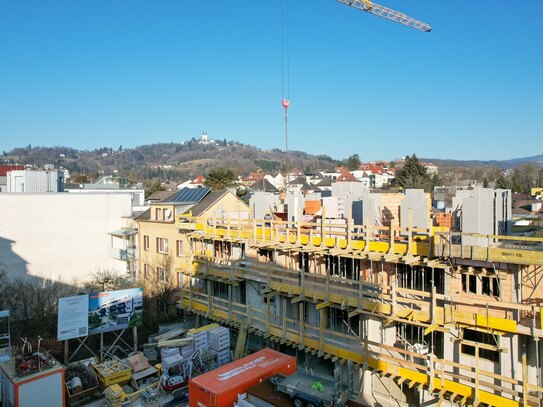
238 281 246 305
462 274 478 294
157 238 168 254
461 328 500 363
143 264 150 279
155 208 163 221
258 249 274 262
461 273 499 297
213 281 228 300
328 307 359 336
481 276 500 297
143 235 149 251
176 240 183 257
177 272 183 288
469 275 477 293
157 266 167 282
397 264 444 294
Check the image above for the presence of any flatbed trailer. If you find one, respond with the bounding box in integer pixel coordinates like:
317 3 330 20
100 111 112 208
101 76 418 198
272 372 336 407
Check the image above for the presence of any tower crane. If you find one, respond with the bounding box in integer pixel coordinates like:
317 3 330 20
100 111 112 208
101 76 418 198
281 0 430 181
336 0 432 32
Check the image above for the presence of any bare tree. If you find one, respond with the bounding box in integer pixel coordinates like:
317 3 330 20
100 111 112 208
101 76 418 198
138 254 179 323
83 267 132 292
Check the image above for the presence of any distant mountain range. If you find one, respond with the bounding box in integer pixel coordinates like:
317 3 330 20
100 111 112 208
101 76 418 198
421 154 543 169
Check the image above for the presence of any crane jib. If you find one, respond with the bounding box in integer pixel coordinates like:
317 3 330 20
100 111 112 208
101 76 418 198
336 0 432 32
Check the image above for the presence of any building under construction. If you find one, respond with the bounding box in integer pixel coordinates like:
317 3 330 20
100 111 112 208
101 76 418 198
175 187 543 407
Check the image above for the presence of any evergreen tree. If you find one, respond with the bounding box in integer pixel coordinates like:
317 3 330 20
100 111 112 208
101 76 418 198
495 173 510 189
144 180 164 199
205 168 236 190
396 154 433 192
346 154 361 171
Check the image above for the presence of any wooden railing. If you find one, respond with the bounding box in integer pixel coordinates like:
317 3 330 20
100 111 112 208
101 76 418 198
179 291 543 407
185 256 543 335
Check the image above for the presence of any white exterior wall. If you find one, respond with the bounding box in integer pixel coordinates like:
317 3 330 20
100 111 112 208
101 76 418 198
0 193 133 282
18 371 64 407
66 188 146 212
6 170 63 193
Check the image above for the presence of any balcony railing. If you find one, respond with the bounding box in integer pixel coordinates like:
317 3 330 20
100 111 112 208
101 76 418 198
179 290 543 407
186 217 543 266
186 256 543 336
109 247 136 261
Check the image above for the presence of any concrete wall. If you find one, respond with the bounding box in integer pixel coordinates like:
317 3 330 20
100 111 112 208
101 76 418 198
457 188 512 246
287 192 304 222
352 190 382 227
249 192 280 220
400 189 430 231
331 182 366 220
0 193 132 282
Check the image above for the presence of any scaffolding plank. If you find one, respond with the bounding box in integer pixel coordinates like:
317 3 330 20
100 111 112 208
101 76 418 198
316 301 330 310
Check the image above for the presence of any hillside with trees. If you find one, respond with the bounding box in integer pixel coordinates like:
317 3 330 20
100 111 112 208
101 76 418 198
1 139 338 183
2 140 542 194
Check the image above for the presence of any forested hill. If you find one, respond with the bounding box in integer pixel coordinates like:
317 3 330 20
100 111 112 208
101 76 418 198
2 140 337 181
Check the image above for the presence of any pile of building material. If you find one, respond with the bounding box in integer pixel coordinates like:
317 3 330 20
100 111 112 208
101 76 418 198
157 337 193 349
91 358 132 388
64 362 99 405
208 325 231 365
125 352 149 373
186 324 217 352
103 383 124 407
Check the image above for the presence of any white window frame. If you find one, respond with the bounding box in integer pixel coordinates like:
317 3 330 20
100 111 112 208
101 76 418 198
157 237 168 254
143 235 149 251
157 266 167 282
176 240 183 257
143 264 150 279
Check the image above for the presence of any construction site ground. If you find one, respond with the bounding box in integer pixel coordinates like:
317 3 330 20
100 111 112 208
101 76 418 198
80 389 188 407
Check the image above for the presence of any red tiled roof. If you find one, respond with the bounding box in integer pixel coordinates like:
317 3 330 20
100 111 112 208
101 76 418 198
359 163 386 175
242 171 266 182
190 175 206 184
337 172 358 182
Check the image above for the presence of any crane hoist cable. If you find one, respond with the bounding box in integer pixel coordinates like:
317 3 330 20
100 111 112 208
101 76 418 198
281 0 291 180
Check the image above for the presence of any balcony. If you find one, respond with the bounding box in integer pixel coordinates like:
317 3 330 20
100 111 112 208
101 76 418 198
109 247 136 261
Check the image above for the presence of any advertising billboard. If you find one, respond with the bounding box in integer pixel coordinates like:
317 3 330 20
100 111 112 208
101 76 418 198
88 288 143 335
57 288 143 340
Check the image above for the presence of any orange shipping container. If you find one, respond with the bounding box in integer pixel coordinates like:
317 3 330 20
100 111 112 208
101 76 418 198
189 348 296 407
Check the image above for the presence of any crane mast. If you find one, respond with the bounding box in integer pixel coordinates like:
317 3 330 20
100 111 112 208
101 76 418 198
336 0 432 32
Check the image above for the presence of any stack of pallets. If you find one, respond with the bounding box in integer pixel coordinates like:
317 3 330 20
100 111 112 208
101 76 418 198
208 326 230 365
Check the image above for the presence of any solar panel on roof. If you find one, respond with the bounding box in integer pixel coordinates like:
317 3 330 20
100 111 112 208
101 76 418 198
171 187 210 203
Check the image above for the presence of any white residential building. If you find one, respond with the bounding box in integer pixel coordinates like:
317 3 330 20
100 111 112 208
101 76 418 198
0 193 135 282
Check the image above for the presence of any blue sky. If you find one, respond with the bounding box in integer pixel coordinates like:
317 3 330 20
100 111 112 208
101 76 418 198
1 1 542 161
